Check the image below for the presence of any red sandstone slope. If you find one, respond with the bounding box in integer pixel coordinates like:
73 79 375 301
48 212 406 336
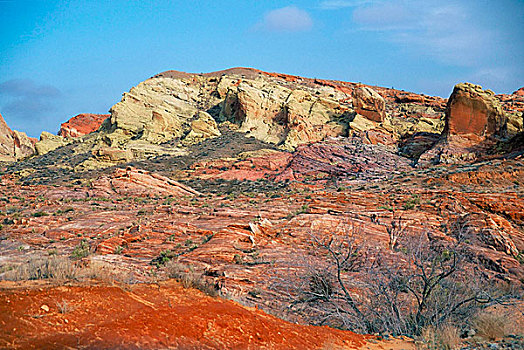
0 280 413 349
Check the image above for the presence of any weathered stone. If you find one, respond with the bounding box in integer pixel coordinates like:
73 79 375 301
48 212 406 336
352 86 386 122
93 167 201 197
445 83 507 140
181 111 221 145
12 130 36 160
419 83 511 165
220 80 349 149
348 114 377 132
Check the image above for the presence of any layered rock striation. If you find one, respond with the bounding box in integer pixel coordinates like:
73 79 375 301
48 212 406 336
5 68 523 171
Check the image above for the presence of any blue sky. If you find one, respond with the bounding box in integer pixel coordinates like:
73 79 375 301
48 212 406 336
1 0 523 137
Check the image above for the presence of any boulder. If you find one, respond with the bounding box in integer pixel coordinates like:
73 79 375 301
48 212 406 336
348 114 377 132
181 111 221 145
352 86 386 122
445 83 507 140
12 130 37 160
419 83 511 165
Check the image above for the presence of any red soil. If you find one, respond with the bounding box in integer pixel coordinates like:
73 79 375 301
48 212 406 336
0 280 392 349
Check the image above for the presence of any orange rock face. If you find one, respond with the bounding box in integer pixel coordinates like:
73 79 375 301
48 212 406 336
58 113 109 137
445 83 506 139
513 87 524 96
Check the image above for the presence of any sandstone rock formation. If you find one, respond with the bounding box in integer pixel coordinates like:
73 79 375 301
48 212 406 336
444 83 507 140
352 86 386 122
92 166 201 197
220 78 349 150
7 68 522 171
105 77 221 147
0 113 36 161
513 87 524 96
419 83 511 165
58 113 109 138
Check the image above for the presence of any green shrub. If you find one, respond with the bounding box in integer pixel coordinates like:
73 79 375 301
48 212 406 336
71 240 90 260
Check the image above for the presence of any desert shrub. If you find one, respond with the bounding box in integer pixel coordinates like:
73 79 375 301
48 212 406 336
280 228 510 337
420 324 461 350
473 313 506 341
3 256 76 281
71 260 134 284
151 249 177 267
165 260 218 297
70 240 90 259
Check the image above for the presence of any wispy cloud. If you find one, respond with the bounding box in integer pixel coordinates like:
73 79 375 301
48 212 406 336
0 79 62 121
350 1 503 67
255 6 313 32
319 0 371 10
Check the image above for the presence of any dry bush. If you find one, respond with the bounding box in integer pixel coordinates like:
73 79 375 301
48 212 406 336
55 299 74 314
3 256 76 281
165 260 218 297
437 324 461 350
280 226 512 338
80 260 135 284
420 324 461 350
473 313 506 341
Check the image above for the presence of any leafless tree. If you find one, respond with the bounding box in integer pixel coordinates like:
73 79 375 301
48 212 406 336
386 214 407 250
280 225 511 337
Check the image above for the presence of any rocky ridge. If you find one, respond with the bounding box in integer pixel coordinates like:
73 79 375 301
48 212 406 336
3 68 522 172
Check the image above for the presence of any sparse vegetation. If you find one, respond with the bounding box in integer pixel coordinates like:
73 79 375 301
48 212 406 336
280 227 517 341
71 240 90 259
473 313 507 341
56 299 73 314
3 256 76 281
420 324 461 350
165 260 218 297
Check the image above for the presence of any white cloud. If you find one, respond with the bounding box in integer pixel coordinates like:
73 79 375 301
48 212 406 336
467 67 522 94
351 1 500 67
256 6 313 32
319 1 371 10
352 1 412 31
